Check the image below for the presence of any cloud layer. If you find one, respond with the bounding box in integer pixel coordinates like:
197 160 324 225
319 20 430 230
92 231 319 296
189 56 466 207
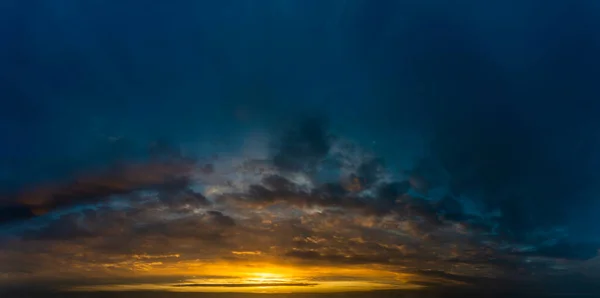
2 1 600 296
1 117 599 294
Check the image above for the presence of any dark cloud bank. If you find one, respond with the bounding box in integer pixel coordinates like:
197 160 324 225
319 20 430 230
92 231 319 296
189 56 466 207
2 1 600 297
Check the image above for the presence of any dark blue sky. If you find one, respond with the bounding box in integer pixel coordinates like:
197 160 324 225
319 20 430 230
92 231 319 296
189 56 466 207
1 1 600 296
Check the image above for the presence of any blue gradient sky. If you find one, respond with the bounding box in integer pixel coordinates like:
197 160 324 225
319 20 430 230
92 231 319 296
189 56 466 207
1 1 600 296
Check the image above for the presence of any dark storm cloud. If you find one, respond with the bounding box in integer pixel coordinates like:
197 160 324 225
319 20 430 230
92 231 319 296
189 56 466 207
0 204 39 225
223 171 484 245
354 157 385 189
206 211 236 227
22 213 94 241
217 125 600 272
272 116 331 173
230 174 368 211
17 207 130 242
14 199 235 244
158 187 211 211
399 4 600 241
228 172 473 234
224 176 414 217
134 215 233 241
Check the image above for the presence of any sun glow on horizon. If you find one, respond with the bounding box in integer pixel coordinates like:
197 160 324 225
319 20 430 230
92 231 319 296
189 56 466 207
246 272 288 283
62 261 422 293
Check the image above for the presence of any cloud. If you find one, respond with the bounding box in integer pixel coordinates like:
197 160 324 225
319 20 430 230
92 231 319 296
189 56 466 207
284 250 393 265
414 270 499 287
510 242 600 261
0 204 40 225
412 33 600 241
22 213 95 241
272 116 331 173
3 1 600 295
1 116 599 293
206 211 236 227
159 189 211 212
0 159 198 225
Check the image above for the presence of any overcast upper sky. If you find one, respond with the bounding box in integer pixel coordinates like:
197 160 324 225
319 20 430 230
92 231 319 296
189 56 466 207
1 1 600 297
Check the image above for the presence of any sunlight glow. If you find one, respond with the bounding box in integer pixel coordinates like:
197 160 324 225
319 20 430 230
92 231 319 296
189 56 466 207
64 261 423 293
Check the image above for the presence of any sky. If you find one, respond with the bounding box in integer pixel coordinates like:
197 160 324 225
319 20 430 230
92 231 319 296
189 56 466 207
1 1 600 297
